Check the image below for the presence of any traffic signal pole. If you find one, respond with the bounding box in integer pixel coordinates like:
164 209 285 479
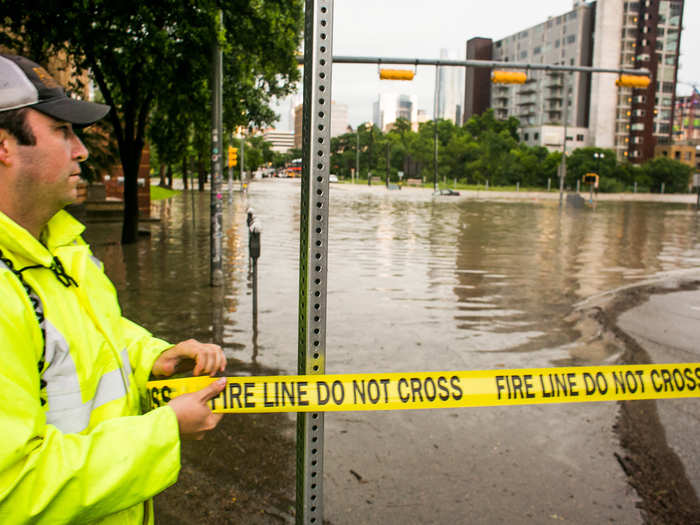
326 55 648 77
433 65 438 193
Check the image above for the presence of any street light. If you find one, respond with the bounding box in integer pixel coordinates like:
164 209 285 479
593 152 604 176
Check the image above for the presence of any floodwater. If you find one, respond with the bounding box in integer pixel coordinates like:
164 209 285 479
84 180 700 524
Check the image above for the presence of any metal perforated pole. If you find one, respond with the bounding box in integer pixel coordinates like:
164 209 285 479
296 1 332 524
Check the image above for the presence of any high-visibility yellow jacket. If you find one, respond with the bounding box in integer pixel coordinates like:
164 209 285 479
0 210 181 524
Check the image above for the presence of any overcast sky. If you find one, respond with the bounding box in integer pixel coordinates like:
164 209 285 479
274 0 699 131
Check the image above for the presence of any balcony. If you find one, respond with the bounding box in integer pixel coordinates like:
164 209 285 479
518 98 537 107
545 75 564 88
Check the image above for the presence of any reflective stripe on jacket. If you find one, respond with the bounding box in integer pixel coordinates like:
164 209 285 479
0 210 181 524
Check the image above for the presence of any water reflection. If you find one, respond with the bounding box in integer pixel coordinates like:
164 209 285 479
84 183 700 377
81 182 700 523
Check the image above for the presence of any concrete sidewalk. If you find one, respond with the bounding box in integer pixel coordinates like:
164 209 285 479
617 282 700 497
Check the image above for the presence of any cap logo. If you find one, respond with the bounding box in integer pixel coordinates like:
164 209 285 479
32 66 60 89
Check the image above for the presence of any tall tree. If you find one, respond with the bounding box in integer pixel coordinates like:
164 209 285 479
2 1 302 243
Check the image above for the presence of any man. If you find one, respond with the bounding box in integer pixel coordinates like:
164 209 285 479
0 53 227 524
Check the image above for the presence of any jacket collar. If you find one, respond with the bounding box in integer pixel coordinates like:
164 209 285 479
0 210 86 266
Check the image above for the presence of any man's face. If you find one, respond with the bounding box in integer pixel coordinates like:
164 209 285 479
15 109 89 213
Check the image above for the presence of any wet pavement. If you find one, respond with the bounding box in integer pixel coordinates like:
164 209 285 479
617 281 700 497
81 180 700 523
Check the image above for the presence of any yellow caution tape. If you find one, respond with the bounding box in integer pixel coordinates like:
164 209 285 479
147 363 700 413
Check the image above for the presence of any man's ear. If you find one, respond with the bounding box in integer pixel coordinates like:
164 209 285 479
0 130 15 166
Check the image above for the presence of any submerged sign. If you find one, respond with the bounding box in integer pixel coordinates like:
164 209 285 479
147 364 700 413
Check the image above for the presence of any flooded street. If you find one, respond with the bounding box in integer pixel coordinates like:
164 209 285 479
84 180 700 524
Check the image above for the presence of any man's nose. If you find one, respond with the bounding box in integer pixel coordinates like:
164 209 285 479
72 134 89 162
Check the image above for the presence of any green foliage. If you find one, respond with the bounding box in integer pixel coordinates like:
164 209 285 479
641 157 693 193
2 0 303 242
327 112 692 194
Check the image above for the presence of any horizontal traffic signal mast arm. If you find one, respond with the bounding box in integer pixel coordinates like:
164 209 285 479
297 55 648 77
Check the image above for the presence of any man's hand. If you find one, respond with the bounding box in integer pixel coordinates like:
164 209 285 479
152 338 226 378
168 378 226 440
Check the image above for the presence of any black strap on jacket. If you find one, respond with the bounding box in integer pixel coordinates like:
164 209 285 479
0 247 79 406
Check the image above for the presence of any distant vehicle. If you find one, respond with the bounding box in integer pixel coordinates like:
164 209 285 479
329 174 338 183
286 158 302 178
433 189 460 196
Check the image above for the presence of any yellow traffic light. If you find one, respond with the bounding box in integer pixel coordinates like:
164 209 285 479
615 75 651 89
228 146 238 167
379 68 415 81
491 71 527 84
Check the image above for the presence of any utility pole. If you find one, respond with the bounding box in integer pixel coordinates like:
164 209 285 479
559 72 571 207
385 141 390 188
433 65 439 193
356 127 360 184
210 9 224 286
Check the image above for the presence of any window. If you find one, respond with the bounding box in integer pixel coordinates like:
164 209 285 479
675 151 681 159
555 39 560 48
534 132 539 140
576 134 584 141
524 133 529 141
520 50 528 59
631 123 645 131
534 46 541 54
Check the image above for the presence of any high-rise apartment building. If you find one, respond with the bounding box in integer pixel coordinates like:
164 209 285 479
464 0 685 163
463 38 493 122
672 90 700 144
294 101 350 149
437 49 465 124
613 0 684 161
263 130 295 153
373 93 418 131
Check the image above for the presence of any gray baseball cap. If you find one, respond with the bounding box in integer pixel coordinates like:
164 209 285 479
0 54 110 126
